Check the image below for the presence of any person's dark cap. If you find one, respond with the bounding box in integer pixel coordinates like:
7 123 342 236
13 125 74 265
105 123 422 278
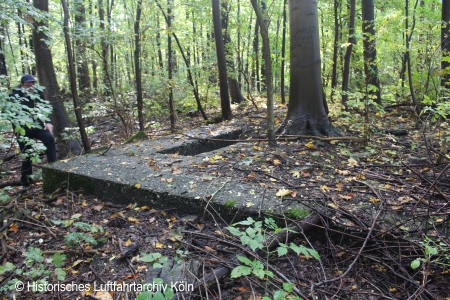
20 74 36 83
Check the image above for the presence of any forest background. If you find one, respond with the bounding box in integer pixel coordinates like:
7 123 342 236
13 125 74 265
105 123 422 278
1 0 448 145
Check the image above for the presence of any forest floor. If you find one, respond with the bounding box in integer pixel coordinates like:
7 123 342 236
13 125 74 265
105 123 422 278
0 99 449 300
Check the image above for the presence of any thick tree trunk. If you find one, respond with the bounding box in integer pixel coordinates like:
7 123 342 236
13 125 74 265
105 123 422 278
277 0 340 137
212 0 232 121
32 0 82 157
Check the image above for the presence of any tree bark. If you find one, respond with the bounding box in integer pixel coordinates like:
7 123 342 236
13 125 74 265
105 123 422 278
61 0 90 152
362 0 381 104
277 0 340 137
74 0 91 96
212 0 232 121
342 0 356 106
32 0 82 156
280 0 287 104
442 0 450 88
134 0 144 131
250 0 276 146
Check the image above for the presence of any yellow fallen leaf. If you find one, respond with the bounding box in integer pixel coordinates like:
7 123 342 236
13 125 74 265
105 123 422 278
155 242 166 249
128 217 140 223
347 157 358 167
320 185 329 191
305 141 317 150
135 183 141 189
276 188 292 197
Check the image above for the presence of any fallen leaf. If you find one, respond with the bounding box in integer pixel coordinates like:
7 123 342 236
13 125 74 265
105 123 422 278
134 183 141 189
9 224 19 233
124 239 133 247
155 242 166 249
128 217 140 224
276 188 292 197
347 158 359 167
305 141 317 150
71 213 82 220
94 290 113 300
204 246 216 253
92 204 104 212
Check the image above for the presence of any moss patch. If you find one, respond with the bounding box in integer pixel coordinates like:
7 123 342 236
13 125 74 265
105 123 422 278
124 131 148 144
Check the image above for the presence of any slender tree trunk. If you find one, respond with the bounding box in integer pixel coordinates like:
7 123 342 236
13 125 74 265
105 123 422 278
342 0 356 106
0 24 7 76
442 0 450 88
134 0 144 131
32 0 82 156
221 1 245 104
61 0 90 152
330 0 340 100
251 0 275 146
212 0 232 121
74 0 91 96
167 0 175 131
361 0 381 104
280 0 287 104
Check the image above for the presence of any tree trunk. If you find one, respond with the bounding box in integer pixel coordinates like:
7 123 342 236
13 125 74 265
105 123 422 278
74 0 91 96
330 0 340 99
251 0 276 146
0 24 7 76
168 0 176 131
134 0 144 131
32 0 82 157
212 0 232 121
277 0 340 137
280 0 287 104
342 0 356 106
361 0 381 104
442 0 450 88
220 1 245 104
61 0 90 152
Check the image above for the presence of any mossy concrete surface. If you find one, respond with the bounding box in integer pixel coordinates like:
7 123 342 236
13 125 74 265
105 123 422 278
42 123 310 221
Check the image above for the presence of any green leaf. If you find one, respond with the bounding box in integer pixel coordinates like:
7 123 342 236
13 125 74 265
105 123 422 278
411 258 422 269
237 255 252 266
54 268 66 281
0 262 16 275
140 252 162 263
230 265 252 278
277 245 288 257
248 239 263 251
152 291 165 300
226 226 243 237
283 282 293 293
51 253 66 267
252 268 266 279
273 290 286 300
136 291 153 300
23 247 44 263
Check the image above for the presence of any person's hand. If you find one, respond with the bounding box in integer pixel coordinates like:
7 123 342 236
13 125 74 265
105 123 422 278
44 123 53 135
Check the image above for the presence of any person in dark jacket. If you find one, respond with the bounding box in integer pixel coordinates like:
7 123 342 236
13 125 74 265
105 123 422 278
10 74 57 188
